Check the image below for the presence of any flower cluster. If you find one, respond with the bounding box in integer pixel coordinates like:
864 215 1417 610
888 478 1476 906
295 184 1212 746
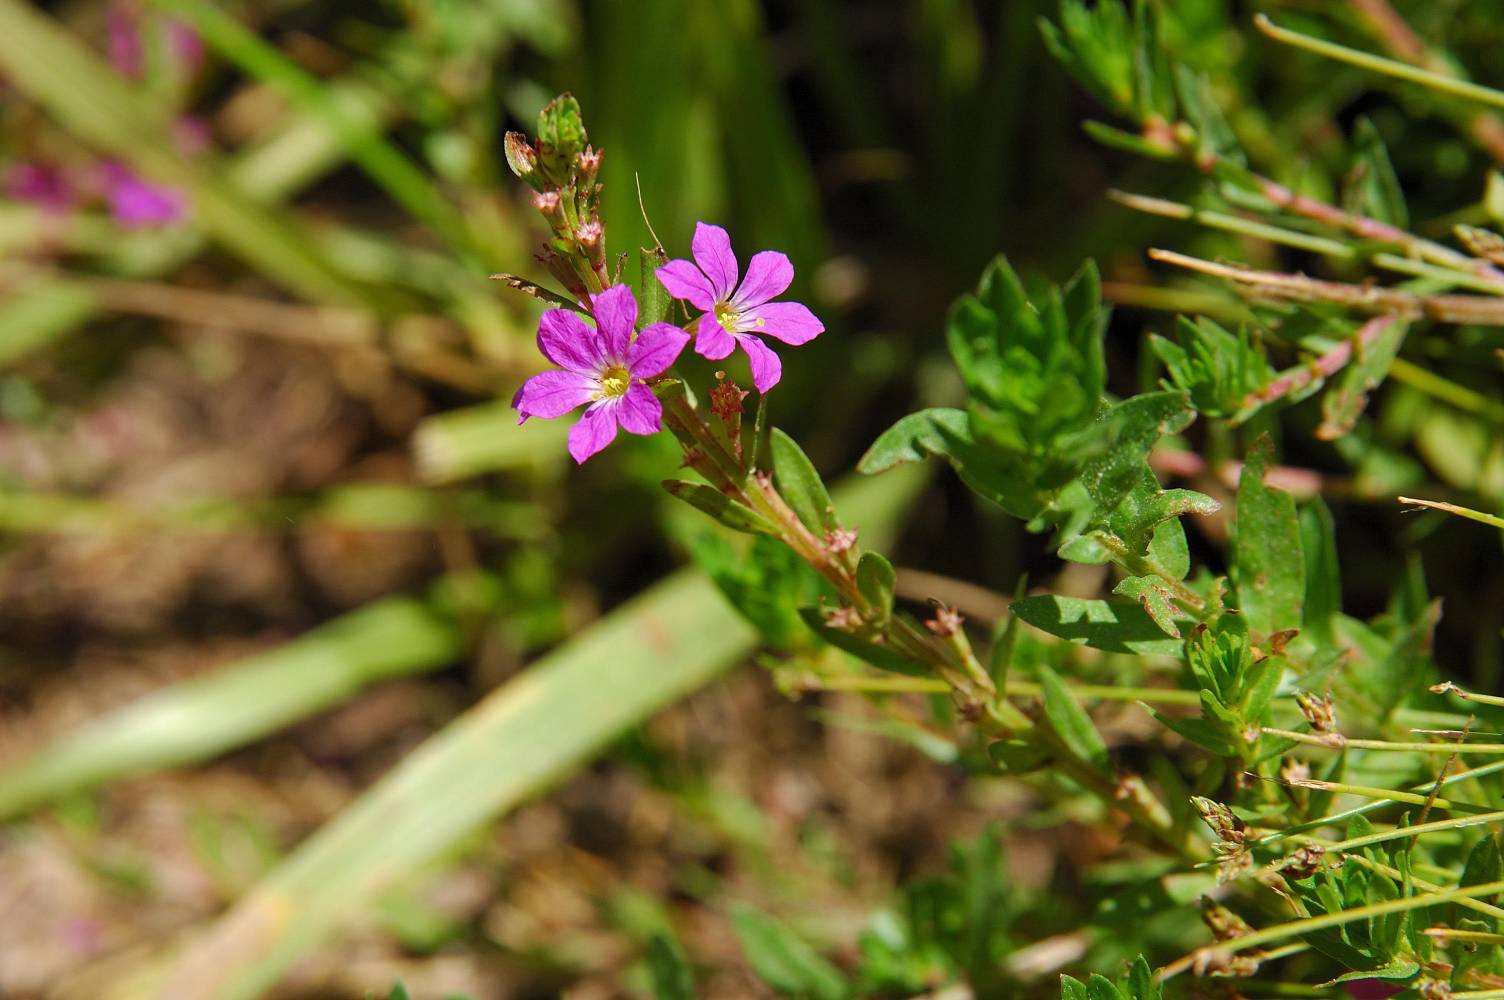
512 223 823 463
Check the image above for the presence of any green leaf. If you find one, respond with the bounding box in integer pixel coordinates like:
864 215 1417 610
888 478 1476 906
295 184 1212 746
856 552 896 623
732 908 848 1000
1230 434 1304 637
861 408 1048 519
1346 117 1408 229
1040 1 1134 117
648 933 696 1000
859 408 971 475
1318 318 1408 440
1460 834 1504 916
1173 65 1243 166
1011 595 1183 656
771 428 839 536
1061 974 1090 1000
1124 955 1160 1000
1086 972 1126 1000
1300 499 1342 649
1113 576 1182 638
797 609 927 676
1038 665 1110 773
1154 317 1272 419
662 480 776 536
1077 392 1194 516
387 984 412 1000
638 246 671 327
1148 709 1238 757
988 738 1051 774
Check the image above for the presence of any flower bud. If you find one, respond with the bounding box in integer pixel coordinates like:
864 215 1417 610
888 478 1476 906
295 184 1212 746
924 605 963 638
710 375 749 423
1295 690 1336 733
531 189 567 235
577 219 607 274
505 132 540 186
576 145 602 190
824 528 858 555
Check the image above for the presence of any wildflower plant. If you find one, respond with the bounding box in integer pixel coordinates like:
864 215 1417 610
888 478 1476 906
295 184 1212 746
499 4 1504 993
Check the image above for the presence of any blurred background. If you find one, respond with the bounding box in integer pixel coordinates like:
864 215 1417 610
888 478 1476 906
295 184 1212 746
2 1 1503 997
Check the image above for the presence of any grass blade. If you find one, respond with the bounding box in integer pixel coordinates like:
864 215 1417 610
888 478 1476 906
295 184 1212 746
0 592 467 819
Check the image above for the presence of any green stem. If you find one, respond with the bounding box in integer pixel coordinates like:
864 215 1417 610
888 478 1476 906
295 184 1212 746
1256 14 1504 113
1159 879 1504 981
1265 727 1504 754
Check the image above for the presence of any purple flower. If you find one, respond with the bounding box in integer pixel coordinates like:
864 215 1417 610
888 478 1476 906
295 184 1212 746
655 222 824 393
512 284 689 464
100 163 187 229
107 2 145 79
6 163 75 213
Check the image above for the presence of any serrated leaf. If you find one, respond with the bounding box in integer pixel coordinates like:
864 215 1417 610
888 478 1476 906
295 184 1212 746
732 908 848 1000
662 480 776 536
771 428 839 536
1011 595 1183 655
1038 665 1110 773
856 552 896 623
1318 317 1408 441
797 608 927 676
859 407 1049 520
648 933 696 1000
1230 435 1304 637
1113 576 1182 638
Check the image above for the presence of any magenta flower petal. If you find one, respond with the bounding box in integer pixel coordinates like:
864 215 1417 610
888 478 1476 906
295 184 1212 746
568 403 620 463
656 260 717 312
99 163 186 229
695 313 737 361
590 284 636 359
627 322 690 378
616 383 663 435
691 222 738 300
737 335 783 393
512 369 598 423
732 250 794 309
537 309 605 374
742 301 825 346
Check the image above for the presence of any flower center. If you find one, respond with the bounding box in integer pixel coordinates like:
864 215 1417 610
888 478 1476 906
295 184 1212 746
597 364 631 399
714 302 740 331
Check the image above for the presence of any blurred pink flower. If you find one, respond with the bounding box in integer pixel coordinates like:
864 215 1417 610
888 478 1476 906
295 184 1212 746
5 163 76 213
100 162 187 229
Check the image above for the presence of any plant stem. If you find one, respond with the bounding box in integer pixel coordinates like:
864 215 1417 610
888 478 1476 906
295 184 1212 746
1159 879 1504 981
1239 315 1398 416
1265 726 1504 754
1256 14 1504 114
799 673 1202 705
